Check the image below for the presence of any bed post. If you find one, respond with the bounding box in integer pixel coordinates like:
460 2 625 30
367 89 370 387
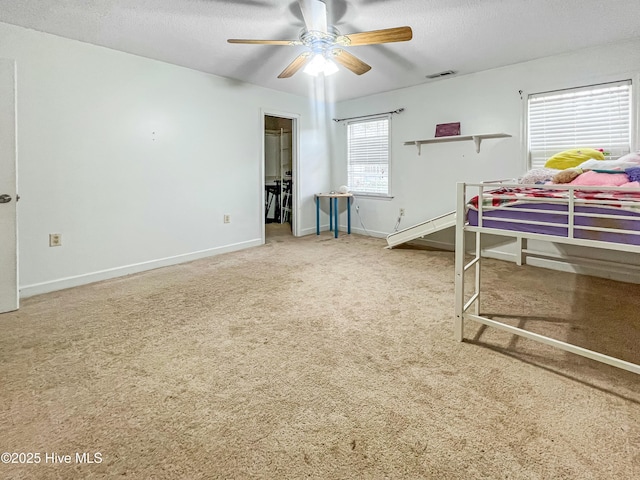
454 182 466 341
516 236 527 266
474 230 481 316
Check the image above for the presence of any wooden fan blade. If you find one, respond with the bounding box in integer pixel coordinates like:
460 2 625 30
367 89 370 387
299 0 328 33
332 49 371 75
278 52 312 78
342 26 413 46
227 39 300 45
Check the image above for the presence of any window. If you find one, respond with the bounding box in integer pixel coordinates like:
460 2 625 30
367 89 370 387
528 80 632 169
347 115 390 195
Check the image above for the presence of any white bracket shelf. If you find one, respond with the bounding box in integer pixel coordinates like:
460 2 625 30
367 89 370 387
404 133 512 155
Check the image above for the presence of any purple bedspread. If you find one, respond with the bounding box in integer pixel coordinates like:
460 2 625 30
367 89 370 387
467 202 640 246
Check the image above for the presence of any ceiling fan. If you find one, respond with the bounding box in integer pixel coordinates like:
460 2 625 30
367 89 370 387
227 0 412 78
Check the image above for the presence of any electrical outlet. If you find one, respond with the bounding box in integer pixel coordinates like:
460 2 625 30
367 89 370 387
399 208 405 216
49 233 62 247
223 214 231 224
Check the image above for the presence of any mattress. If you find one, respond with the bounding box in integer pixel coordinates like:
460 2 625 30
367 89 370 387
467 187 640 246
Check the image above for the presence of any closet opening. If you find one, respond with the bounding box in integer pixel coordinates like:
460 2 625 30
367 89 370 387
264 114 294 241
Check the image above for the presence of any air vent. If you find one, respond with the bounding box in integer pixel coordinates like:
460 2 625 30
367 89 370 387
425 70 457 79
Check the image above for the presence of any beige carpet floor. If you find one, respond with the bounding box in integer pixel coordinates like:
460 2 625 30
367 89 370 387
1 225 639 479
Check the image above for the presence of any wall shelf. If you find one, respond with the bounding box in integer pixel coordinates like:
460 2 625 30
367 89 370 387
404 133 511 155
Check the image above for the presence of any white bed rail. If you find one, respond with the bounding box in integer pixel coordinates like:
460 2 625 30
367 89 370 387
454 181 640 375
467 182 640 251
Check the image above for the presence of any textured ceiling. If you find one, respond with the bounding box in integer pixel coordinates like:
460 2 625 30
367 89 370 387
0 0 639 102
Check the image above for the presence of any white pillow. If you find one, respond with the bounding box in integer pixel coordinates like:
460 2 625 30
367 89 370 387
578 159 638 170
615 151 640 164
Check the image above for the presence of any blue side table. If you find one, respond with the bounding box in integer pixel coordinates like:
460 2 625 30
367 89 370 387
315 193 353 238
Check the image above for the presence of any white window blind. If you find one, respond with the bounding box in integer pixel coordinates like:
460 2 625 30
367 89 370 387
528 80 632 169
347 115 390 195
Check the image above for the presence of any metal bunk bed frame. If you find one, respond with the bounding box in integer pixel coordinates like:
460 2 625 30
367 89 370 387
454 181 640 375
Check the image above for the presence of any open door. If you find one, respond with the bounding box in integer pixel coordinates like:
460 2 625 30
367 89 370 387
261 110 299 243
0 58 18 313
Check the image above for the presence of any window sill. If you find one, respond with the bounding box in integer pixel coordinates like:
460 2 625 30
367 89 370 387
352 193 394 200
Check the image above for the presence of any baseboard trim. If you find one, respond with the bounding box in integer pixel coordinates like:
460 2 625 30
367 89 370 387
299 225 388 239
20 238 262 298
416 237 640 283
349 226 388 238
300 225 328 236
408 238 455 251
478 248 515 263
525 256 640 284
480 246 640 284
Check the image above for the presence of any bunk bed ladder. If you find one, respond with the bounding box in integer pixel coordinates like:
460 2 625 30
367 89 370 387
455 182 482 341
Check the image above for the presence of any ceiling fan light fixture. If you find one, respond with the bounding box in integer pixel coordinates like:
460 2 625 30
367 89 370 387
323 58 339 76
227 0 412 79
303 54 338 76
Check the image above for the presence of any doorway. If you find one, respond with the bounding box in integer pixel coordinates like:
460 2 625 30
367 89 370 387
263 113 297 242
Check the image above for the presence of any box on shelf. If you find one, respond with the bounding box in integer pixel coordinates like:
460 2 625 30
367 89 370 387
435 122 460 137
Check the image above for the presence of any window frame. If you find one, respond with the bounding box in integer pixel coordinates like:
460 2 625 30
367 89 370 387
526 79 633 170
346 114 392 198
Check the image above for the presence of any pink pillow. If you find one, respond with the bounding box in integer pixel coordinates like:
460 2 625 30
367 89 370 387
569 170 630 186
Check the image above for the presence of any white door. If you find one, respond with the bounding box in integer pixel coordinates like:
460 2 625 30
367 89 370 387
0 59 18 313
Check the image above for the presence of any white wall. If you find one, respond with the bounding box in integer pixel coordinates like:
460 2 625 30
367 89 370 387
331 38 640 281
0 22 331 296
4 21 638 295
